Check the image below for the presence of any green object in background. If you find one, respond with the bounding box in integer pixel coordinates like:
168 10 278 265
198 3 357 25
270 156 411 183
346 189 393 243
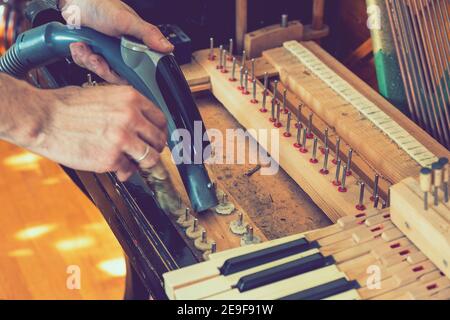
366 0 408 113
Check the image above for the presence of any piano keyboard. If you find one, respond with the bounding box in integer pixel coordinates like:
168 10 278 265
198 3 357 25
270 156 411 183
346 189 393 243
164 207 449 300
283 41 438 168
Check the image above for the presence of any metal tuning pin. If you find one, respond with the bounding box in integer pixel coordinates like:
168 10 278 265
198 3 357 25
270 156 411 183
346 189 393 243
381 200 387 209
208 37 215 60
294 122 302 148
194 230 213 252
251 79 258 103
284 112 292 137
241 50 247 69
260 89 268 113
270 98 276 122
215 194 235 215
217 45 223 69
320 128 329 154
320 147 330 175
251 58 256 80
240 225 261 246
221 50 228 73
186 218 205 240
230 212 248 235
356 181 366 211
373 195 380 209
263 72 269 96
295 104 303 129
310 137 319 163
332 137 341 164
346 149 353 176
87 73 93 86
228 38 234 60
439 157 449 203
432 161 443 207
176 208 194 228
273 80 279 103
281 14 289 28
275 102 282 128
229 57 237 81
300 128 308 153
282 89 288 114
371 174 379 201
306 113 314 139
203 241 217 261
333 159 342 186
420 167 432 210
339 165 348 192
238 66 244 90
243 70 250 94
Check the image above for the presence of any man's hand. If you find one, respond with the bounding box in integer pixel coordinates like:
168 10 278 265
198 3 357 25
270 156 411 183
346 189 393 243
60 0 174 84
0 74 167 181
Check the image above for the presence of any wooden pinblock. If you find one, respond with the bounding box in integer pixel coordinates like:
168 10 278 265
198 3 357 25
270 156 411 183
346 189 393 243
244 20 304 58
390 177 450 279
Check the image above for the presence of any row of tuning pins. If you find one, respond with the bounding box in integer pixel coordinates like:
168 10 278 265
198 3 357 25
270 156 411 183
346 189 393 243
208 38 390 213
420 157 449 210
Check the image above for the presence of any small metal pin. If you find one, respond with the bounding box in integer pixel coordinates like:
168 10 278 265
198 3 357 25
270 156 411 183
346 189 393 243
339 165 348 192
270 98 276 122
320 147 330 175
284 112 292 137
193 218 198 232
217 45 223 69
333 159 342 186
229 57 237 81
371 174 379 201
260 90 268 113
346 149 353 176
310 137 319 163
263 72 269 96
273 80 279 102
185 208 190 221
87 74 93 85
295 104 303 129
281 14 289 28
439 157 449 203
251 79 258 103
320 128 329 153
221 51 228 73
241 50 246 68
373 195 380 209
211 242 217 253
300 128 308 153
381 200 387 209
201 230 207 243
275 102 282 127
238 66 244 90
228 38 234 60
306 113 314 139
294 122 302 148
238 212 244 226
356 182 366 211
432 162 443 207
333 137 341 164
209 37 215 60
279 90 286 114
251 58 256 80
247 225 254 241
243 70 249 94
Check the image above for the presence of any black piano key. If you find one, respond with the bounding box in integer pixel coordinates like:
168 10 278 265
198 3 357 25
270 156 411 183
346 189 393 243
220 238 320 275
279 278 360 300
236 253 335 292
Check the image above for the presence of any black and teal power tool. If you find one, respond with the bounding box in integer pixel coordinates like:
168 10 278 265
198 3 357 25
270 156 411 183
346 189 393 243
0 22 218 212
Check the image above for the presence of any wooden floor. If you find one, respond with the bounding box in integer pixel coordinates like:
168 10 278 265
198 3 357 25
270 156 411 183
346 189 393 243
0 141 125 300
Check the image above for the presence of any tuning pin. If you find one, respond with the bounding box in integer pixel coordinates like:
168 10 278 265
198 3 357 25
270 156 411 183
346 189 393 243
439 157 449 203
300 128 308 153
238 66 244 90
176 208 195 228
260 89 268 113
203 242 217 260
215 194 235 215
346 149 353 176
332 137 341 164
217 45 223 69
373 194 380 209
294 122 302 148
371 174 379 201
240 225 261 246
230 212 248 235
338 165 348 192
284 112 292 137
320 128 329 154
251 58 256 80
270 98 276 122
320 147 330 175
221 51 228 73
229 57 237 81
275 102 282 128
295 104 303 129
306 113 314 139
420 167 432 210
333 159 342 186
195 230 214 251
273 80 279 103
282 89 288 114
228 38 234 60
251 79 258 103
263 72 269 96
281 14 289 28
243 70 250 95
241 50 247 68
356 181 366 211
310 137 319 163
186 218 205 239
208 37 215 60
87 73 93 85
432 161 443 206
